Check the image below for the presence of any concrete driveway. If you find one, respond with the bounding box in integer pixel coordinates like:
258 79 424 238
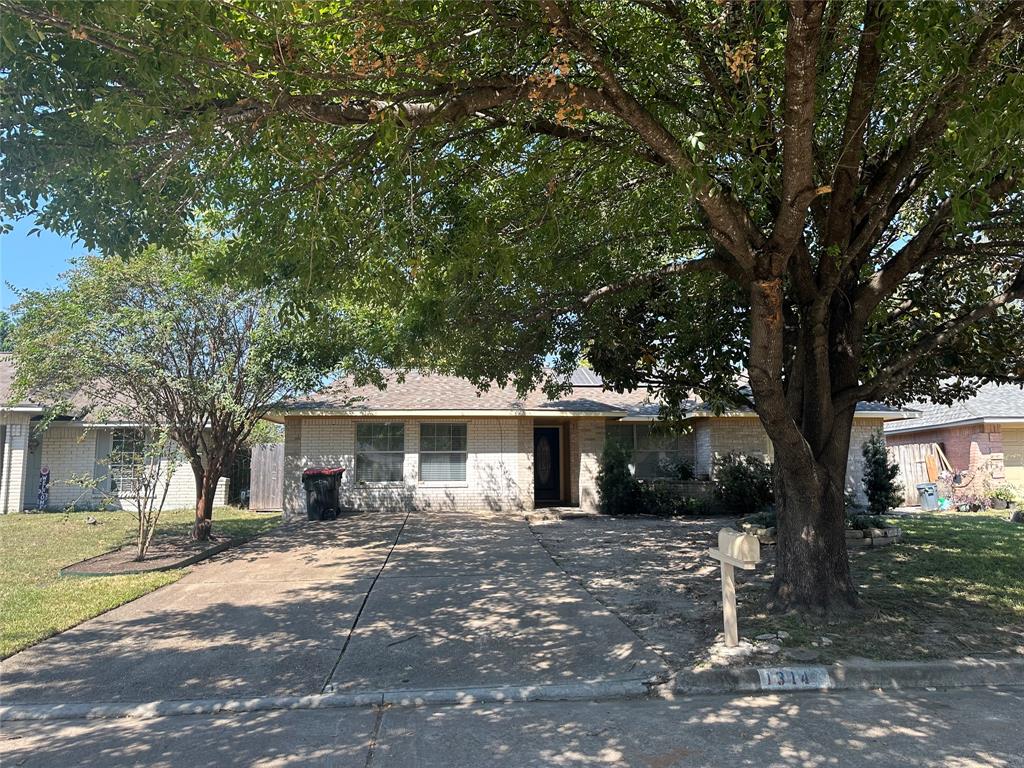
0 510 665 705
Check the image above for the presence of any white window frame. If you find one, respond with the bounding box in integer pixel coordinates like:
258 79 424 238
109 428 145 493
355 422 406 484
418 422 469 485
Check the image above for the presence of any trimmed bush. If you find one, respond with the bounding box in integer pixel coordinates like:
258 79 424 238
712 453 774 515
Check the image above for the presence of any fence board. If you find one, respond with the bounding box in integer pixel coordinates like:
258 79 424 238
249 443 284 511
887 442 941 506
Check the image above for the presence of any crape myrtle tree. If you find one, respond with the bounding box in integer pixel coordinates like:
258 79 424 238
2 1 1024 611
11 244 346 540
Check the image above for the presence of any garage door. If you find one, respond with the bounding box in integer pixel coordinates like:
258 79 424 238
1004 427 1024 486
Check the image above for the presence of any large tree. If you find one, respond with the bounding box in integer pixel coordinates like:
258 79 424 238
2 1 1023 610
10 243 340 540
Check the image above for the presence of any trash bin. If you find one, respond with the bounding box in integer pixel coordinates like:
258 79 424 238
916 482 939 511
302 468 346 520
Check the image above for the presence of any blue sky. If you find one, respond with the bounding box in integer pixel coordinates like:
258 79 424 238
0 220 87 310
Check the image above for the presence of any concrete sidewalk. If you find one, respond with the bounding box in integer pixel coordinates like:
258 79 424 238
2 688 1021 767
0 510 665 705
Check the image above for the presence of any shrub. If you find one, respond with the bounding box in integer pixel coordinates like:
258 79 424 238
992 485 1021 503
861 431 903 514
712 453 774 515
596 440 645 516
640 482 709 517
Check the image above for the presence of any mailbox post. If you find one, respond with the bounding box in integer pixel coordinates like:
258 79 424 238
707 528 761 647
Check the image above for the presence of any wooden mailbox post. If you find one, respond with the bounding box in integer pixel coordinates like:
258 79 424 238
708 528 761 647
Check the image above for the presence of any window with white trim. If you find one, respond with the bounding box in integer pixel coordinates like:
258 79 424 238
109 428 145 492
419 423 468 482
606 423 689 479
355 423 405 482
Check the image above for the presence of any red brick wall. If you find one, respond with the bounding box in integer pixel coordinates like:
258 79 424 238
886 423 1005 481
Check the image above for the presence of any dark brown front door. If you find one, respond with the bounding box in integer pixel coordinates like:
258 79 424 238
533 427 561 504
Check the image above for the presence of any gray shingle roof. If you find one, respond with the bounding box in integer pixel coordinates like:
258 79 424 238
884 382 1024 434
280 370 911 420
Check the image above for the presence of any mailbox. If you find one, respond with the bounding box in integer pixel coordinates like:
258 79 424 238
708 527 762 647
718 529 760 566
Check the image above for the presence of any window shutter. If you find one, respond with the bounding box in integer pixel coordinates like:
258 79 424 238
93 430 112 492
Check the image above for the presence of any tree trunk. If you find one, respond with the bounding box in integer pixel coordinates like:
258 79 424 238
765 412 858 613
191 465 218 542
748 277 859 614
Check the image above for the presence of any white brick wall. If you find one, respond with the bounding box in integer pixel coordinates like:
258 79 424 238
7 423 227 513
283 416 532 522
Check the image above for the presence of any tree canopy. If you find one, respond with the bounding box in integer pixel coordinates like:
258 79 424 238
10 240 343 538
3 0 1023 609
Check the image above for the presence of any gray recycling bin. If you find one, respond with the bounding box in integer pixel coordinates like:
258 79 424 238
302 467 346 520
916 482 939 511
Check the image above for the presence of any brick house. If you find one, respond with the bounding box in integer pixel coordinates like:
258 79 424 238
0 354 227 513
270 369 909 521
885 383 1024 491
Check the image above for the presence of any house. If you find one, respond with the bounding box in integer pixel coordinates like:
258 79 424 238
269 369 911 521
0 354 228 513
885 383 1024 493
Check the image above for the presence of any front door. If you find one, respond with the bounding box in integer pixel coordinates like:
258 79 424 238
533 427 561 504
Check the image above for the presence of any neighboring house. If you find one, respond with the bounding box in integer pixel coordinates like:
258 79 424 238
0 354 228 513
269 369 911 521
885 383 1024 493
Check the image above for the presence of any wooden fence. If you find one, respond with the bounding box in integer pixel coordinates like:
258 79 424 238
887 442 946 506
249 443 284 512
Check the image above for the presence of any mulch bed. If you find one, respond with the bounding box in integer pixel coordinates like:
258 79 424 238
61 535 234 576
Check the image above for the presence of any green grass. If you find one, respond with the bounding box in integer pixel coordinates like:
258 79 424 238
742 511 1024 661
0 506 281 658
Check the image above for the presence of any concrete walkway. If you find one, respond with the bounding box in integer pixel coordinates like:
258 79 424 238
2 688 1020 767
0 510 665 705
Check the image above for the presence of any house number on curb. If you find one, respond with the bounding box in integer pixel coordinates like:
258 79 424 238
757 666 832 691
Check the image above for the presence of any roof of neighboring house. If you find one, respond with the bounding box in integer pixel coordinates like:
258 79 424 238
0 354 44 412
275 369 911 421
0 354 138 423
884 382 1024 434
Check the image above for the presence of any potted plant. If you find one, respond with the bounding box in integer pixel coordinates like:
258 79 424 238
991 485 1020 510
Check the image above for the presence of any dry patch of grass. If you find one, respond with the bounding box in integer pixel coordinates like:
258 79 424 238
0 507 280 658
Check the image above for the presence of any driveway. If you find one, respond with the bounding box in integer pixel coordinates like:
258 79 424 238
0 510 665 705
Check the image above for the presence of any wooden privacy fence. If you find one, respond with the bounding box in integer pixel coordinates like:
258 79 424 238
886 442 949 506
249 443 284 512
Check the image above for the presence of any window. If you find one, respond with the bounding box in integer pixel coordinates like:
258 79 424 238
355 423 405 482
419 423 468 482
606 423 689 479
109 428 145 492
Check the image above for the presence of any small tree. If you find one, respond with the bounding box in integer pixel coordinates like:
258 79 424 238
596 440 644 516
107 428 178 560
11 242 335 540
861 432 903 515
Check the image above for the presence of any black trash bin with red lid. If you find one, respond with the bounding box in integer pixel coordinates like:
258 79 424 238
301 467 346 521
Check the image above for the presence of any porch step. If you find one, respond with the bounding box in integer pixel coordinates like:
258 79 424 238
524 507 604 524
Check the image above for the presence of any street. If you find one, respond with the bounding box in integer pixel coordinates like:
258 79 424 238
2 687 1020 767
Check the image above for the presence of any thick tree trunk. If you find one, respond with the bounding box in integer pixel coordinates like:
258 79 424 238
748 276 860 614
765 413 858 613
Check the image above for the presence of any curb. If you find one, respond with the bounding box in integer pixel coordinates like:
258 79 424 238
669 657 1024 695
3 658 1022 723
0 678 652 723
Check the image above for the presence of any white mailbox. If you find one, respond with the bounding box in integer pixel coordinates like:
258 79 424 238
715 529 760 567
708 527 762 647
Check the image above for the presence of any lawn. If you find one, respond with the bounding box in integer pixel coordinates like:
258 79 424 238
0 507 281 658
742 511 1024 661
